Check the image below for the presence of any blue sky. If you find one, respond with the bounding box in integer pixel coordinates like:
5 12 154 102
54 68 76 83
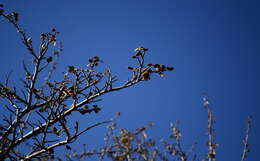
1 0 259 160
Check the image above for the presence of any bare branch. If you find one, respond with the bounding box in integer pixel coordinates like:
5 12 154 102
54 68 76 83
240 116 252 161
202 95 217 161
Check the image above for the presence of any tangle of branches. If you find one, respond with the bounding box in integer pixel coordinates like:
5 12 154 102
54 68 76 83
0 5 173 160
0 4 252 161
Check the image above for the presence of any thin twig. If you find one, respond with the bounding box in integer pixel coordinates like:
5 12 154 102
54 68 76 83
240 116 252 161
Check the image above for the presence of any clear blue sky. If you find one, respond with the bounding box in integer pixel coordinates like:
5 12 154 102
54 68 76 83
1 0 259 160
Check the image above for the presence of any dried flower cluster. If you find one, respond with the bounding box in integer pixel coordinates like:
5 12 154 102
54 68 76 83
64 96 252 161
128 47 174 81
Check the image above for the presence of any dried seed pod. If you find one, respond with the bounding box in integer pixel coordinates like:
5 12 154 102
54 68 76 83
67 66 75 73
127 66 134 70
40 33 47 39
46 56 53 63
153 64 160 68
89 56 100 63
166 66 174 71
142 71 150 80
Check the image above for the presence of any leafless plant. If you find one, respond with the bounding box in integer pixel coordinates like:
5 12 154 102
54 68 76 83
66 96 252 161
0 5 173 160
202 95 218 161
0 5 253 161
240 116 252 161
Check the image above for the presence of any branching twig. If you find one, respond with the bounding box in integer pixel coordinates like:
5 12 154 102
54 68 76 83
0 7 174 160
202 95 217 161
240 116 252 161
